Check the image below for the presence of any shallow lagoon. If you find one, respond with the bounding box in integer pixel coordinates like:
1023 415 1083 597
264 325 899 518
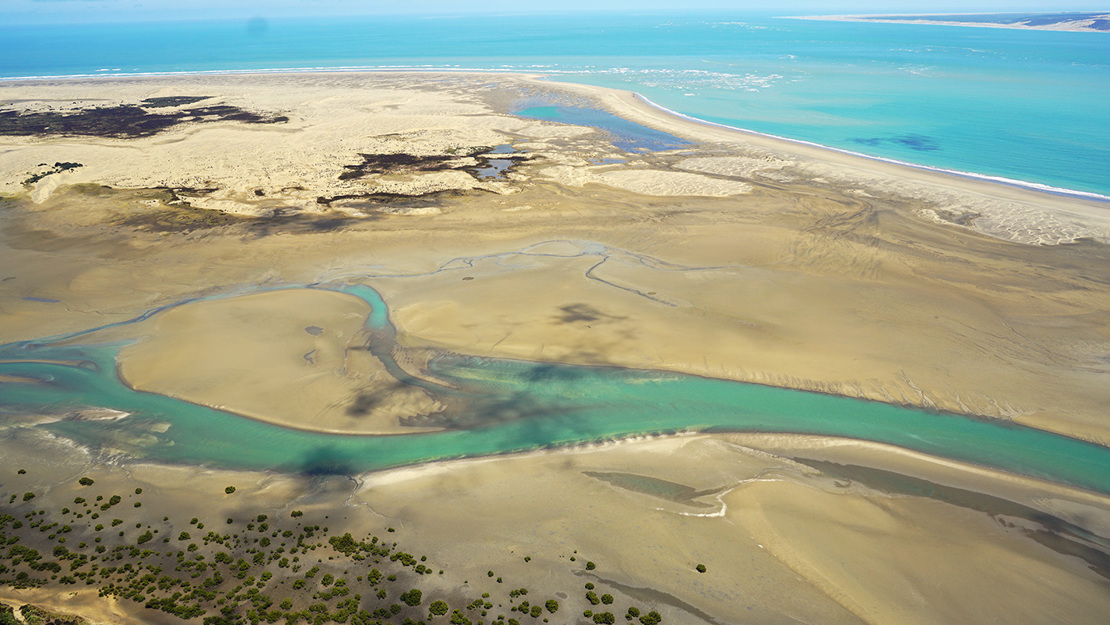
512 105 690 152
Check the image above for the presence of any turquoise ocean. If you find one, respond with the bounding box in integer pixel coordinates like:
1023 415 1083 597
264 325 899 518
1 12 1109 198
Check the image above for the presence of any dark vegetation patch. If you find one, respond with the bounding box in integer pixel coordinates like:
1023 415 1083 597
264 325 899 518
0 473 668 625
22 162 83 187
338 153 476 181
0 602 86 625
0 99 288 139
140 96 213 108
315 189 472 209
338 147 526 182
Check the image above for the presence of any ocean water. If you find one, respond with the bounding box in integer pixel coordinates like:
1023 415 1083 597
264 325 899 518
3 284 1110 492
2 13 1108 198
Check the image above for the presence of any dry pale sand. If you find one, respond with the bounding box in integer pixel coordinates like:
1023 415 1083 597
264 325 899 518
1 72 1109 624
789 14 1110 33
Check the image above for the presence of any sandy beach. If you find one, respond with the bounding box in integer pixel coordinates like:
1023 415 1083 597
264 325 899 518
1 71 1109 624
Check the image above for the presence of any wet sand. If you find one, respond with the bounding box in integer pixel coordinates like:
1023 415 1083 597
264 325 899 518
1 71 1109 623
117 289 442 435
2 426 1108 625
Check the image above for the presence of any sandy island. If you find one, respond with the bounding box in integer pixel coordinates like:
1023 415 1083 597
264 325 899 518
1 71 1109 624
790 13 1110 33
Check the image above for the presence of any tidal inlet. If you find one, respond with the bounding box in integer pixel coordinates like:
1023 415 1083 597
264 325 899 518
1 6 1110 625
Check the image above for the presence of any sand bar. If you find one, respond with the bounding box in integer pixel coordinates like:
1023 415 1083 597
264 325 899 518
789 13 1110 33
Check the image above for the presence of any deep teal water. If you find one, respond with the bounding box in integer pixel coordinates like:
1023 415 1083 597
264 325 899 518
2 13 1108 197
1 284 1109 494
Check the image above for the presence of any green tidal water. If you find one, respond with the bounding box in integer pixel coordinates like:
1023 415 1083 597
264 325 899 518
1 283 1109 494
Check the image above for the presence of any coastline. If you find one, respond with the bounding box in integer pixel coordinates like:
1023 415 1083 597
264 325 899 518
577 80 1110 215
4 66 1108 204
627 91 1110 203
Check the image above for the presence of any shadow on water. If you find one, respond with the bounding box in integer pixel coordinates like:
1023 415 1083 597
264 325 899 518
295 445 357 476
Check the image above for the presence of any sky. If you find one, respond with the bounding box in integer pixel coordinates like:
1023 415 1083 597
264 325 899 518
5 0 1108 24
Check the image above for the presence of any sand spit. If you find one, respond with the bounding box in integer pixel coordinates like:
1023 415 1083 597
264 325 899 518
790 13 1110 33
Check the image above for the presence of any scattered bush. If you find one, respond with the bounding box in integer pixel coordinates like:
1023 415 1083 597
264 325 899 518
695 564 706 573
78 477 94 486
224 486 236 494
400 588 422 606
429 600 449 616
